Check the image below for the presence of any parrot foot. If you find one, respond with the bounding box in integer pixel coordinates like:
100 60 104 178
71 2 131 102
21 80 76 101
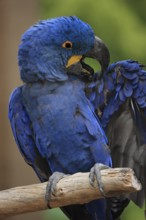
89 163 109 196
45 171 68 203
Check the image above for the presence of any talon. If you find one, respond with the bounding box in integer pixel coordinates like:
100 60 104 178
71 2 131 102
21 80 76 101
45 171 67 202
89 163 109 196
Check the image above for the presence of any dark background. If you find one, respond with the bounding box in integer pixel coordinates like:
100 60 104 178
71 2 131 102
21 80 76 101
0 0 145 219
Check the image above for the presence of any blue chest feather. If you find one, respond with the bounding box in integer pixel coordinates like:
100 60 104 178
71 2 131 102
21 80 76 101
21 79 111 174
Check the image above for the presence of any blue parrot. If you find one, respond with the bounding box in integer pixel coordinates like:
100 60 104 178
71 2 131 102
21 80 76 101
8 16 112 220
90 60 146 218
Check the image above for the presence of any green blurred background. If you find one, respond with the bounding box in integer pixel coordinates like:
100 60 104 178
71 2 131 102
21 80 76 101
0 0 145 219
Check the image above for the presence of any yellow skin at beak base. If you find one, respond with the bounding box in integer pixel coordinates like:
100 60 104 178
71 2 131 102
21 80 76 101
66 55 82 68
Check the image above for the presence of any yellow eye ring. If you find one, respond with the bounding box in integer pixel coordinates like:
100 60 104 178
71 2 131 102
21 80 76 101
62 41 72 49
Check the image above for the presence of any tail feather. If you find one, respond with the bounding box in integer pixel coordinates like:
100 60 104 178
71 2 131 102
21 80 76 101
86 199 113 220
109 197 130 219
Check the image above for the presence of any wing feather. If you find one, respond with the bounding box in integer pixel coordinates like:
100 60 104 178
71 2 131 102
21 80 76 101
106 99 146 207
8 87 50 182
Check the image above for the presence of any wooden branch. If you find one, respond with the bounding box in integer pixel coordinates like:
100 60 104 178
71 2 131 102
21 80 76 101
0 168 141 219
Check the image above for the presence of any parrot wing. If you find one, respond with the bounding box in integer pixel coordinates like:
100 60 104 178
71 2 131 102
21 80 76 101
106 99 146 207
8 86 51 182
100 60 146 208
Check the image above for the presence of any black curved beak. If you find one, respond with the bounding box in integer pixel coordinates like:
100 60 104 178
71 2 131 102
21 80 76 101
85 36 110 74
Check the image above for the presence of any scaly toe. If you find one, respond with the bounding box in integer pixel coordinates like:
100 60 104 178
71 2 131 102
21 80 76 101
89 163 109 196
45 171 67 202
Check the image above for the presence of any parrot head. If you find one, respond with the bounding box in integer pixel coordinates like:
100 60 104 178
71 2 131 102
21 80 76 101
18 16 109 83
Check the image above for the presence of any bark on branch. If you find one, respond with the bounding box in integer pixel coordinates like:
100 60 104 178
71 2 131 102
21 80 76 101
0 168 141 219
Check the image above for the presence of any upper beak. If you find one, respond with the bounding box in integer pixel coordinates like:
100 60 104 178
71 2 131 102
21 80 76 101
85 36 110 74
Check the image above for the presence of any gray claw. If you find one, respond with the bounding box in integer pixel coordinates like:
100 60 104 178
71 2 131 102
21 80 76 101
89 163 109 196
45 171 67 202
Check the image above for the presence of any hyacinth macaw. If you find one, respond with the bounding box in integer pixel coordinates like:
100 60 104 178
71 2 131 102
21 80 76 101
91 60 146 218
8 16 112 220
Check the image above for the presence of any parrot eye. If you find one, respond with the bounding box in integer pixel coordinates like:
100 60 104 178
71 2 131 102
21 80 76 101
62 41 72 49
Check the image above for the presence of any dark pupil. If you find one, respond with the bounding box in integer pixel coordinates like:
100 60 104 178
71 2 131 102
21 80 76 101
65 43 71 48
